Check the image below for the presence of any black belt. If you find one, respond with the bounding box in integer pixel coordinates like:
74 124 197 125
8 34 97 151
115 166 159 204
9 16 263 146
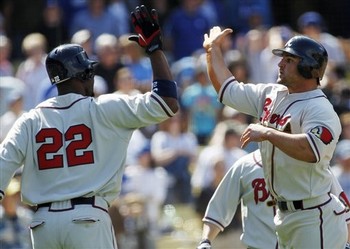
37 196 95 209
277 200 303 211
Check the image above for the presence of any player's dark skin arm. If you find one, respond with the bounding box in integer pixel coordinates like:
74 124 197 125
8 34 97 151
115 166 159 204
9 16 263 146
149 51 179 113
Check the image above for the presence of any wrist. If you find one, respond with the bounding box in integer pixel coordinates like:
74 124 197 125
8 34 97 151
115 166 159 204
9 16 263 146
205 43 220 53
263 127 273 142
199 239 211 245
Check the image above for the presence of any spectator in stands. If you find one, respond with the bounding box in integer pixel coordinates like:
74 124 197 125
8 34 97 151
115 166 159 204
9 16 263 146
15 33 49 111
221 0 273 34
0 77 25 141
297 11 346 66
69 0 122 48
108 0 131 36
38 1 68 52
0 177 33 249
0 35 14 76
70 29 95 59
340 112 350 140
122 143 168 248
151 111 198 204
194 154 226 218
162 0 211 61
94 33 124 93
259 25 294 83
181 53 223 145
191 122 247 191
119 34 153 93
113 67 141 96
331 139 350 199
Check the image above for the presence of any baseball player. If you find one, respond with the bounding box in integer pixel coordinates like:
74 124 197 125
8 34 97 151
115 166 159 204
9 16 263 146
197 149 277 249
329 167 350 248
0 5 178 249
196 151 350 249
203 26 348 248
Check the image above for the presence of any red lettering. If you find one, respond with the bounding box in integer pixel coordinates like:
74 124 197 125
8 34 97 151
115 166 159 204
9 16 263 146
36 124 94 170
252 178 270 204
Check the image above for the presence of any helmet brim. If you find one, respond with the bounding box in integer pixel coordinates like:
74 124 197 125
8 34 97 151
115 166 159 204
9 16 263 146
272 48 285 57
272 48 303 58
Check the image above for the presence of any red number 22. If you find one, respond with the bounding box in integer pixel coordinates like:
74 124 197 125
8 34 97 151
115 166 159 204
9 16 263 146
36 124 94 170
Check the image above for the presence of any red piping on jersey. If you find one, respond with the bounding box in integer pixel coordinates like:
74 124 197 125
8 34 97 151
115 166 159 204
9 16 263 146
252 151 263 167
150 94 173 117
340 191 350 207
37 96 90 110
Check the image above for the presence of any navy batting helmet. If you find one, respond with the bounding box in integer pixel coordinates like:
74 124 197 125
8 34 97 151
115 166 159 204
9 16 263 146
272 36 328 81
46 44 98 85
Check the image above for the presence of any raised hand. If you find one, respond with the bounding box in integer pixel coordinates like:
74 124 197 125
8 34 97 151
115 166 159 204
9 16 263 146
129 5 162 54
203 26 233 52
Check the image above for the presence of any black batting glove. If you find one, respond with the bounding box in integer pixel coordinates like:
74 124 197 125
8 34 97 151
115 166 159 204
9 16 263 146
129 5 162 55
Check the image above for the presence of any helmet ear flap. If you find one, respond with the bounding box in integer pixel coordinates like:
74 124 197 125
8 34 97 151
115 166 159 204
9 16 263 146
297 63 313 79
47 60 70 84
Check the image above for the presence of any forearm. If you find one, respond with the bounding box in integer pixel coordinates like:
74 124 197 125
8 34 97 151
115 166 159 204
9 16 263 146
149 50 173 81
201 222 221 241
265 129 316 162
206 45 232 93
203 27 233 93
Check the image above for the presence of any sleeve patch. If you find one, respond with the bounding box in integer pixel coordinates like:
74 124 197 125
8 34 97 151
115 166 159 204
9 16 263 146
309 126 333 145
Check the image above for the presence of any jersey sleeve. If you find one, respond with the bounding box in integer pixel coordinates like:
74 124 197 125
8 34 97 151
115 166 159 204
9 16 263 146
0 114 28 200
202 162 243 231
218 77 277 118
95 92 176 129
302 100 341 163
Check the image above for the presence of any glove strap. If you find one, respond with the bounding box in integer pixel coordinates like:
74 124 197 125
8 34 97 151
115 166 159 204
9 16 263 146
199 239 211 245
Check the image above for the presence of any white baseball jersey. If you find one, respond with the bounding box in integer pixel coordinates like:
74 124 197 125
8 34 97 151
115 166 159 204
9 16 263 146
0 92 175 206
219 76 341 201
203 150 277 249
218 77 348 249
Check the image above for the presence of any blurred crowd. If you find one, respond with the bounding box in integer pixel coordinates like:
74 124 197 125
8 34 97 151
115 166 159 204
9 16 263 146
0 0 349 248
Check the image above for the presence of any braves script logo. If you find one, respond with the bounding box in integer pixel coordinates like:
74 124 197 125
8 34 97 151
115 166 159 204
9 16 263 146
252 178 270 204
310 126 333 144
260 98 290 126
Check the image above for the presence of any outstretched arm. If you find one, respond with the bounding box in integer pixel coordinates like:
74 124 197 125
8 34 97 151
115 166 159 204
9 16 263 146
203 26 234 93
129 5 179 113
148 50 178 112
